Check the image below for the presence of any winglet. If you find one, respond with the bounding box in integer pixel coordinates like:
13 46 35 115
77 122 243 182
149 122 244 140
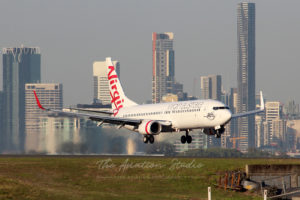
33 90 46 110
260 91 265 111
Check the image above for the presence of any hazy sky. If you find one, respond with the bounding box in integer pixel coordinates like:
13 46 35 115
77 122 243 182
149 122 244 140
1 0 300 105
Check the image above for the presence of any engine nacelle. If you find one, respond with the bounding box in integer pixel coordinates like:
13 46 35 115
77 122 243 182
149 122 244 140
138 120 162 135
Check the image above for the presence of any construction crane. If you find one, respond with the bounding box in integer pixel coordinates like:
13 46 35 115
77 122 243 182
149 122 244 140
229 137 247 149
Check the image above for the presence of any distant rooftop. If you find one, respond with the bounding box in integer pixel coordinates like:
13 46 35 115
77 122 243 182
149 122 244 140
2 45 40 54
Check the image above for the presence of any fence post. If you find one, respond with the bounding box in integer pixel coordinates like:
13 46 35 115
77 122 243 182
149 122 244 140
264 190 267 200
208 187 211 200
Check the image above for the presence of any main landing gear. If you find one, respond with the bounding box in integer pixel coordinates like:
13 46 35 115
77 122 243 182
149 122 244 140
181 130 192 144
143 135 154 144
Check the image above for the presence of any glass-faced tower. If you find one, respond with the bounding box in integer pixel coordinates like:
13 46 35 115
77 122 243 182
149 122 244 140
152 32 175 103
237 2 256 152
2 46 41 152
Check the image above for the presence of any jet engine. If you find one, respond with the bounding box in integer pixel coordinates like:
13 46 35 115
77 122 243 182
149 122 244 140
138 120 162 135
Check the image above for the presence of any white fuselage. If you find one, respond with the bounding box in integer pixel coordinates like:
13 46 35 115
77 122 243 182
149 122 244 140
116 99 232 132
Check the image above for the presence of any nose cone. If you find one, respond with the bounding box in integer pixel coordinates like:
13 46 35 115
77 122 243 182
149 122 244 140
224 109 232 124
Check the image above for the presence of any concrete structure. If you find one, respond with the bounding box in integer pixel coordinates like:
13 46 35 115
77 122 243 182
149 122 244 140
93 60 120 105
200 75 222 101
2 46 41 152
246 164 300 188
25 83 63 152
152 32 175 103
237 2 256 152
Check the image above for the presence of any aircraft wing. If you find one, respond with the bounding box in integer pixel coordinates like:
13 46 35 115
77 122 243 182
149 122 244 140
231 91 265 119
68 107 113 115
34 91 171 127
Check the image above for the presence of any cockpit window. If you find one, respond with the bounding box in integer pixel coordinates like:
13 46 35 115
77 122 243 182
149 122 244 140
213 106 230 110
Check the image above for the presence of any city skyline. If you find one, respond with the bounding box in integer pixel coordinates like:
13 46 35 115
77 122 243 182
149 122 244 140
0 0 300 106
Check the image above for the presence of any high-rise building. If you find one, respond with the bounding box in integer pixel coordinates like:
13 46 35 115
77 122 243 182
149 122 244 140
265 101 283 145
272 118 286 147
2 46 41 152
255 115 263 148
237 2 256 151
93 60 120 105
152 32 175 103
229 88 238 137
200 75 222 101
25 83 63 152
284 100 300 119
263 121 269 146
200 75 222 148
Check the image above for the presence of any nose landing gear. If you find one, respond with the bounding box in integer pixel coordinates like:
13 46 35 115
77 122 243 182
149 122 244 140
214 125 225 138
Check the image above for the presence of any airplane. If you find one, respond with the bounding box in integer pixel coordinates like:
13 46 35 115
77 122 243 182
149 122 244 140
34 57 265 144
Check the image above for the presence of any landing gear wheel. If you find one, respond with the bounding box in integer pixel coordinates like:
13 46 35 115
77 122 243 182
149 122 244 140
149 135 154 144
143 135 149 143
181 135 186 144
186 135 192 144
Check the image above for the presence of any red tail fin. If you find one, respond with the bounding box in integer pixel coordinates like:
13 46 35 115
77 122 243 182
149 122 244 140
33 90 45 110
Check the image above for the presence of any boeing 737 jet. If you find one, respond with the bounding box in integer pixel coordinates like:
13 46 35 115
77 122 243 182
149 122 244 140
34 57 265 144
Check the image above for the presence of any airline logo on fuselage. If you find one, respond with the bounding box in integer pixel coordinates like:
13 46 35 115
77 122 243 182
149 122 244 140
108 66 124 116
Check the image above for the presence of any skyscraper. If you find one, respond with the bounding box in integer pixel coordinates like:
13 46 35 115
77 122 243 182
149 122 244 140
200 75 222 101
152 32 175 103
255 115 263 148
237 2 256 151
25 83 63 152
2 46 41 152
93 60 120 105
200 75 222 148
265 101 284 146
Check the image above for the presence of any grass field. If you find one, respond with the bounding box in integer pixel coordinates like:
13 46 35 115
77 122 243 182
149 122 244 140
1 156 300 200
